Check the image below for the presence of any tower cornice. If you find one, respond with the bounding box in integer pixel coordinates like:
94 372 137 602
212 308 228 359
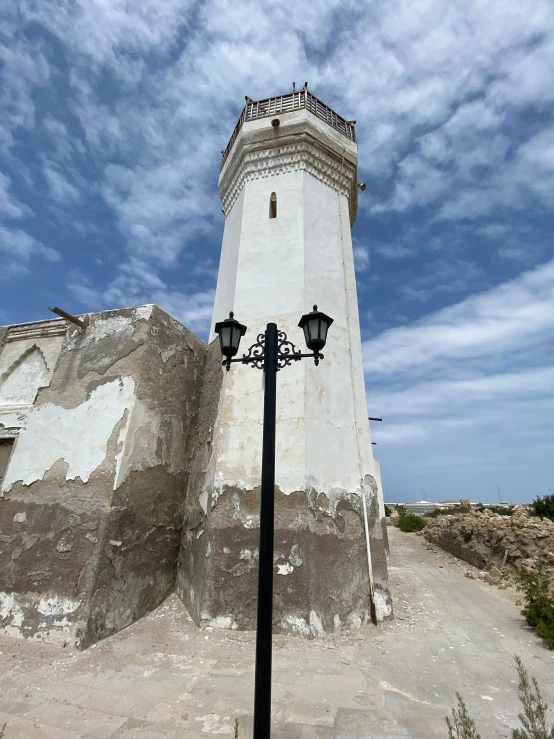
219 111 359 225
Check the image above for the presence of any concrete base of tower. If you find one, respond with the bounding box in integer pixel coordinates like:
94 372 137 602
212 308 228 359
175 341 392 637
176 482 392 636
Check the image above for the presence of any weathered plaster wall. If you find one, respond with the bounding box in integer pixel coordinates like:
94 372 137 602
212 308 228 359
176 339 225 626
373 459 389 555
84 306 206 646
0 305 206 647
0 319 66 438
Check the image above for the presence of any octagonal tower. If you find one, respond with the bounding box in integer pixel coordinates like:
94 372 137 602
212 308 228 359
177 88 391 636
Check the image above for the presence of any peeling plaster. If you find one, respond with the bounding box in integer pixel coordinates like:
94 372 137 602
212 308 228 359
161 346 178 363
277 562 294 575
281 614 312 638
239 549 257 563
1 377 135 493
309 610 324 636
114 395 161 489
0 346 50 406
0 593 25 637
346 612 363 628
0 592 81 643
133 305 154 322
69 314 136 351
198 490 209 515
37 596 80 616
289 544 303 567
374 590 393 621
207 615 238 630
0 410 27 432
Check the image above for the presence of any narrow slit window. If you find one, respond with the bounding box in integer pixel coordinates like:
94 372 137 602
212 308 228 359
269 192 277 219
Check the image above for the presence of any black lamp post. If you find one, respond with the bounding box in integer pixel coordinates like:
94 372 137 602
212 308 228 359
214 305 333 739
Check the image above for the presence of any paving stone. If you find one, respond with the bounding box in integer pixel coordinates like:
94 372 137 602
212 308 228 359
272 723 303 739
334 707 380 735
24 702 128 738
284 702 337 727
0 711 86 739
110 717 219 738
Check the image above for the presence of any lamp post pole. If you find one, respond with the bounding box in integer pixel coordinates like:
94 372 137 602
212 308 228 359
253 323 277 739
214 307 333 739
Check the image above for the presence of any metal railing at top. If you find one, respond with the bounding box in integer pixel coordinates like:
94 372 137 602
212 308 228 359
221 90 356 170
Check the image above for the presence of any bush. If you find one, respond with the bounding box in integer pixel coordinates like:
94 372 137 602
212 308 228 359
477 505 514 516
397 513 426 532
532 494 554 522
425 506 468 518
446 694 481 739
384 504 392 517
517 559 554 650
512 655 554 739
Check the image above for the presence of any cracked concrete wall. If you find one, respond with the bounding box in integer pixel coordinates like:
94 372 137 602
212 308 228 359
176 339 224 627
0 305 206 648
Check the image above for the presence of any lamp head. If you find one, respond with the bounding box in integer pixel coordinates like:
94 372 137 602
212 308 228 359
214 312 247 364
298 305 333 354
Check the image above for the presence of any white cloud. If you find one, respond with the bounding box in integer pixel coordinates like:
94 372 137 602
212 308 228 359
374 243 416 260
43 163 81 206
0 226 61 279
0 173 31 219
363 258 554 376
68 259 214 336
352 238 370 272
366 260 554 500
3 0 554 309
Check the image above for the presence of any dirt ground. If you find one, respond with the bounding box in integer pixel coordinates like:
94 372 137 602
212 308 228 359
0 526 553 738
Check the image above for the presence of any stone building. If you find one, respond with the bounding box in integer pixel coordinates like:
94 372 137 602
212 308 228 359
0 89 391 648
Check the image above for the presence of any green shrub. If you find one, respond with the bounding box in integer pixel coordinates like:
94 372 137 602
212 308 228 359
384 504 392 517
517 559 554 650
395 504 407 517
532 494 554 522
446 694 481 739
477 505 514 516
397 513 426 532
425 506 468 518
512 655 554 739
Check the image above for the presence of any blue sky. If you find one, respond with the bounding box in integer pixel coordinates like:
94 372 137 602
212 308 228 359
1 0 553 503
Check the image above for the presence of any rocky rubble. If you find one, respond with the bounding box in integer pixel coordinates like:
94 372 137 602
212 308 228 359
424 506 554 589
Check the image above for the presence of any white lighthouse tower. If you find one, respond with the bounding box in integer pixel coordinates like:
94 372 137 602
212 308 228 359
177 87 391 635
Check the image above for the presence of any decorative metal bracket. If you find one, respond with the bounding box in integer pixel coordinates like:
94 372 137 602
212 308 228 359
223 330 323 371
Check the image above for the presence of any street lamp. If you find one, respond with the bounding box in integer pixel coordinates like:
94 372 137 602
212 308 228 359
214 306 333 739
